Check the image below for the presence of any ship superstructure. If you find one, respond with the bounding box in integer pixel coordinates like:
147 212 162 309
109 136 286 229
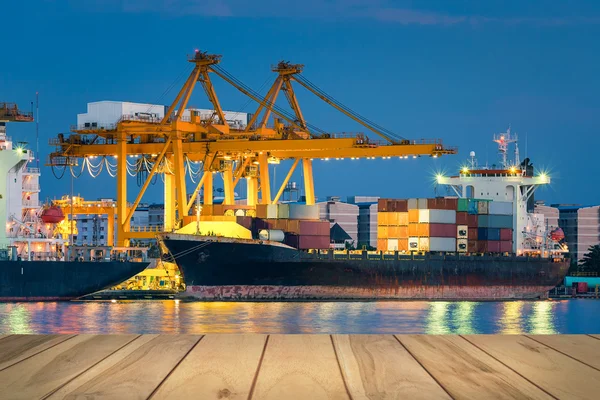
437 128 564 258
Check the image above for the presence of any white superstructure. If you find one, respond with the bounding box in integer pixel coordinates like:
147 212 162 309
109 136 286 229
438 129 563 256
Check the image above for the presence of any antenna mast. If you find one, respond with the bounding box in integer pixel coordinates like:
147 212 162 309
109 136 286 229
493 127 518 168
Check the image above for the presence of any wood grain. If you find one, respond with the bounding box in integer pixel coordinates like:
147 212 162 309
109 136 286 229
251 335 349 400
527 335 600 370
464 335 600 400
0 334 75 371
151 334 267 399
333 335 451 400
398 335 553 400
0 334 138 400
45 335 159 399
57 334 201 400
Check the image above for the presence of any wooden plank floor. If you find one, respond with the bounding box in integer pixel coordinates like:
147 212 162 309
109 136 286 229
0 335 598 399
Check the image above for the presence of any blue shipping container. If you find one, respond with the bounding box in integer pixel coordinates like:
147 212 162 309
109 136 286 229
468 200 479 215
477 228 501 241
479 215 513 229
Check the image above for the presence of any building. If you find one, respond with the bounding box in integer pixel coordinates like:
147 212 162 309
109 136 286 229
347 196 379 249
77 101 166 128
552 204 600 262
533 202 560 230
318 197 359 246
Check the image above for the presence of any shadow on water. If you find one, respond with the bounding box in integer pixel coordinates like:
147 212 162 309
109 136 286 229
0 299 598 334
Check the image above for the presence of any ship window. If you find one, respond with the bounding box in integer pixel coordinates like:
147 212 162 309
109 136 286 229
73 236 78 240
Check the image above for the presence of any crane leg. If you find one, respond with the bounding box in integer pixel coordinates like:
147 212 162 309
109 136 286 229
164 171 176 231
258 153 271 204
172 135 188 222
302 158 315 205
204 171 213 206
247 177 258 206
116 132 129 246
223 163 234 205
107 209 115 247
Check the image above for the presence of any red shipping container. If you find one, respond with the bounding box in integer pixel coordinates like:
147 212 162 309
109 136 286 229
486 240 501 253
468 228 478 240
468 240 478 253
378 198 388 212
427 198 458 210
429 223 457 238
500 241 512 253
577 282 589 294
456 212 468 225
394 200 408 212
500 228 512 241
467 214 478 227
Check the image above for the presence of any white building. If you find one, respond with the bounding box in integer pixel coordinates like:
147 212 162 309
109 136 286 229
76 101 166 129
318 197 359 245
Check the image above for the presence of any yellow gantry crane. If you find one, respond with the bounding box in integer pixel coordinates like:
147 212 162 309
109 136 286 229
47 51 457 246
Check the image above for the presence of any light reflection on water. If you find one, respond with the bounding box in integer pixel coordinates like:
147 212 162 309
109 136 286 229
0 300 598 334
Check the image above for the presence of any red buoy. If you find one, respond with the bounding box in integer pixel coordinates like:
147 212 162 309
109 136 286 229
550 227 565 242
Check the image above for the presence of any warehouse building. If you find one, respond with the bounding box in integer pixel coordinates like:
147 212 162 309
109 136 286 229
551 204 600 262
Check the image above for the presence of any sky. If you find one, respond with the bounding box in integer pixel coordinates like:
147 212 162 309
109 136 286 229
2 0 599 206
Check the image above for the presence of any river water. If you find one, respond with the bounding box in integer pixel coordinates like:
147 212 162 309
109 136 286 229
0 300 598 335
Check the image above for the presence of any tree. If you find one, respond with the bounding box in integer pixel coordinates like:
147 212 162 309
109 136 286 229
579 245 600 274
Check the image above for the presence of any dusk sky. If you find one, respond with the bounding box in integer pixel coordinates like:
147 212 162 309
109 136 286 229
2 0 599 206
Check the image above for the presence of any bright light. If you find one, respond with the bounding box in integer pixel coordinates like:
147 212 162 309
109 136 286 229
15 147 24 155
436 174 444 183
510 166 517 174
413 155 417 159
461 167 469 174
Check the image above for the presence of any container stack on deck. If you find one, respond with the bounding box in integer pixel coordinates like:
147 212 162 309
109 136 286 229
377 197 515 254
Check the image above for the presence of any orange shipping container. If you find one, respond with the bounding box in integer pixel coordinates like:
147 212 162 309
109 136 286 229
388 212 400 225
377 239 387 251
417 224 430 237
377 226 388 238
398 212 409 226
408 223 419 237
397 238 409 251
378 212 389 226
388 226 408 238
408 209 419 223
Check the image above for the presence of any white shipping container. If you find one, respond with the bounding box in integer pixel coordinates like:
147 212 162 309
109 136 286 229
457 238 468 252
457 225 468 238
277 204 290 219
408 237 419 251
387 239 399 251
419 237 429 251
417 198 429 209
488 201 513 215
288 204 320 220
418 209 456 224
429 237 456 252
408 198 418 209
266 204 278 219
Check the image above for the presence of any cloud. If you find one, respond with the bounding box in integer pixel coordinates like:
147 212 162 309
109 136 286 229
84 0 600 27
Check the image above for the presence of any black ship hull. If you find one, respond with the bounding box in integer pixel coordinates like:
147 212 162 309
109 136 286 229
162 234 570 301
0 260 149 301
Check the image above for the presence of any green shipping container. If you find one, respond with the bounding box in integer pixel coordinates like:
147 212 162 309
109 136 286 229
457 198 469 212
478 215 513 229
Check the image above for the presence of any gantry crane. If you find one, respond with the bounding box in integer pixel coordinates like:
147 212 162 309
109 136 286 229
47 51 457 246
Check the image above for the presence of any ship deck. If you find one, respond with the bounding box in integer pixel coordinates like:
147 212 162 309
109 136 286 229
0 334 599 399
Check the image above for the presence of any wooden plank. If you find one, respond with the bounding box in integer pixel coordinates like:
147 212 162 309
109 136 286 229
527 335 600 370
251 335 349 400
45 334 159 399
0 334 138 400
398 335 552 400
54 334 201 400
465 335 600 400
151 334 267 399
0 335 75 371
333 335 451 400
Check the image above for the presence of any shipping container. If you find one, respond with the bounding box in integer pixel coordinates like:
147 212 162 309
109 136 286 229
378 212 389 226
277 204 290 219
236 216 253 230
488 201 513 215
418 223 456 238
500 240 513 253
477 201 489 215
457 225 468 238
388 226 408 238
500 228 512 241
398 212 409 226
286 220 330 236
285 234 330 250
467 214 478 227
457 198 469 212
377 226 388 239
395 200 408 212
407 198 418 210
377 198 388 212
478 215 513 229
418 209 456 224
408 237 419 251
408 209 420 224
388 212 400 225
457 238 468 252
387 239 398 251
428 237 456 252
477 240 501 253
456 212 468 225
408 224 419 237
377 239 387 251
468 240 478 253
468 227 478 240
427 198 458 210
418 237 429 251
478 228 501 241
467 200 479 215
417 198 428 209
288 204 320 220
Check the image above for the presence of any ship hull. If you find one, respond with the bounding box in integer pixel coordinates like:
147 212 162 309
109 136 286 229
0 260 150 301
162 234 570 301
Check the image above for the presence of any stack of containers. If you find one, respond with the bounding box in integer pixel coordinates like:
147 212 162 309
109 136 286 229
377 199 409 251
457 199 479 252
478 200 514 253
406 198 457 252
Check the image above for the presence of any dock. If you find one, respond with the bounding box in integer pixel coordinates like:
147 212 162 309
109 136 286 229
0 334 599 399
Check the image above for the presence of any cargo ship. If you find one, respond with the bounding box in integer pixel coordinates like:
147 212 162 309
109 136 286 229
160 130 569 300
0 103 149 301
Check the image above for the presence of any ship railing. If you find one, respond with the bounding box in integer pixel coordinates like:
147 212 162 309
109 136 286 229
24 167 40 174
130 225 163 233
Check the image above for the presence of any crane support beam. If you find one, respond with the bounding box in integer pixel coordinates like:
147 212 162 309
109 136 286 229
199 70 228 126
116 132 128 246
204 170 213 206
232 157 251 188
247 177 258 206
246 77 281 131
282 79 307 130
171 134 188 222
302 158 315 205
223 163 235 205
124 137 172 227
162 66 198 124
185 172 208 214
258 153 271 204
273 158 300 204
175 68 201 121
164 168 176 231
259 78 284 129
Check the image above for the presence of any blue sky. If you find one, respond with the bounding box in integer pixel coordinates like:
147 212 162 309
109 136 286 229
2 0 599 205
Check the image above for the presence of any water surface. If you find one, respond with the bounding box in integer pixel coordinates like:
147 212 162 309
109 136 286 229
0 300 598 334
